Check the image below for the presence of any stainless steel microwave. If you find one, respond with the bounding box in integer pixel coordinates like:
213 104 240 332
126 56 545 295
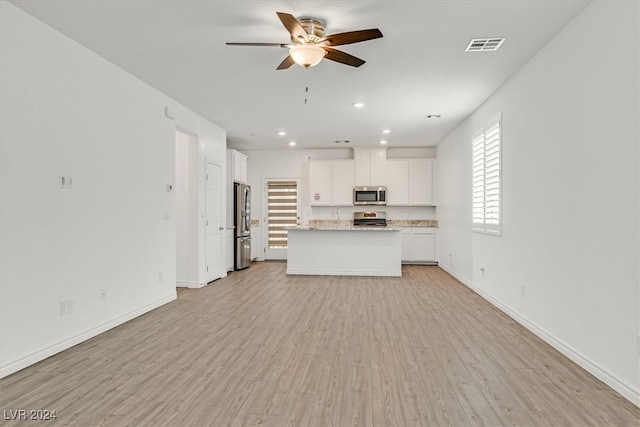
353 186 387 206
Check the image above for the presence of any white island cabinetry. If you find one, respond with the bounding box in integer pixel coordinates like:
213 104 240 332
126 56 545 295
287 227 401 276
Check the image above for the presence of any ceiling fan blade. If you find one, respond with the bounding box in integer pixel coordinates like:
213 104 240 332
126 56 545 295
276 12 309 43
277 55 296 70
323 47 366 67
226 42 289 47
319 29 383 46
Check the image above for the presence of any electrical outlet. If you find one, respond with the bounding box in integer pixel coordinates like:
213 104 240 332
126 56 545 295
159 272 163 282
59 300 68 315
521 284 526 297
99 289 107 301
67 298 74 313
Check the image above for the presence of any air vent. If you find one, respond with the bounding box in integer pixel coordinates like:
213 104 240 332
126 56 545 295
465 38 505 52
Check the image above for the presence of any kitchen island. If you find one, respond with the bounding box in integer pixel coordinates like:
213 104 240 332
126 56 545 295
287 227 402 277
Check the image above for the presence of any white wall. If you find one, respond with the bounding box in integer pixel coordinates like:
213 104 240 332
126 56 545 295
436 0 639 405
0 1 227 377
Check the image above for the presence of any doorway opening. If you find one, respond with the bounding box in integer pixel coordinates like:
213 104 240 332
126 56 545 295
263 179 300 260
175 129 199 287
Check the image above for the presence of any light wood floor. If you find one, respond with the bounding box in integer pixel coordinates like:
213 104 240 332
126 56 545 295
1 262 638 426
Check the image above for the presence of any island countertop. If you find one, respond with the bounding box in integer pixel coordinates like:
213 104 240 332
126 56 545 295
287 226 401 231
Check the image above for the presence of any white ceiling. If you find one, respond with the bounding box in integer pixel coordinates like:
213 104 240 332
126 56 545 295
10 0 590 151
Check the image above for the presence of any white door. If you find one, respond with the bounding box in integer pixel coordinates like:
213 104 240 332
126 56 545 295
263 179 300 260
206 162 223 282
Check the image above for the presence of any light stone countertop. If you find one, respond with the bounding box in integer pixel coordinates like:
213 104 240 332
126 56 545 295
288 226 401 231
306 219 439 228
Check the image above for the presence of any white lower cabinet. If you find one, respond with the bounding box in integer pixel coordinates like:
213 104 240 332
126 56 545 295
401 228 436 264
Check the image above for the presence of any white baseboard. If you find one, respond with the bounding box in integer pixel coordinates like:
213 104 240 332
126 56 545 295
0 292 177 379
177 280 202 288
437 263 640 408
188 282 206 289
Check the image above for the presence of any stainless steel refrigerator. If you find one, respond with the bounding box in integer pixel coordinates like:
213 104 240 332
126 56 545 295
234 182 251 270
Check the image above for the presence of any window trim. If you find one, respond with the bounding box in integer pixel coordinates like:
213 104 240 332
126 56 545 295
472 112 502 236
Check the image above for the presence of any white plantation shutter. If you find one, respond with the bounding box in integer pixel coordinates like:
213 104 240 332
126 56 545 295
472 113 502 235
472 129 486 226
267 180 298 248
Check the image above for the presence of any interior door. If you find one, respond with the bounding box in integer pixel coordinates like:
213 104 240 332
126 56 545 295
263 179 300 260
206 162 222 282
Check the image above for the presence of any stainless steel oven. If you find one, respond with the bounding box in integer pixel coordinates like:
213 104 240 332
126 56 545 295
353 186 387 206
353 211 387 227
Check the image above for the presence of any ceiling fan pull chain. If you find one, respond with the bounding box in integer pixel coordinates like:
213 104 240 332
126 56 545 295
304 68 309 105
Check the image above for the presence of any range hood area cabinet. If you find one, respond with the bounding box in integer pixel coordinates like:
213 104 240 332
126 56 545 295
354 148 387 186
309 159 354 206
386 159 435 206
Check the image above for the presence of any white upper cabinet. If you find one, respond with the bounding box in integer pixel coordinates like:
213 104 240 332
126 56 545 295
331 160 355 205
386 160 410 205
386 159 435 206
354 148 387 186
229 149 248 183
309 160 355 206
309 161 332 205
409 159 434 205
309 153 434 207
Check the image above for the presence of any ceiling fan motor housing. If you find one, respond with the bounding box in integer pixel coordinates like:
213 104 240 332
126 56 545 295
293 17 326 43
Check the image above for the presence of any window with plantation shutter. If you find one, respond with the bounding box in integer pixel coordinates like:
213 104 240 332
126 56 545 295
472 113 502 235
267 180 298 248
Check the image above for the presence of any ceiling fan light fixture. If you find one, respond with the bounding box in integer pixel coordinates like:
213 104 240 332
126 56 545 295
289 44 325 68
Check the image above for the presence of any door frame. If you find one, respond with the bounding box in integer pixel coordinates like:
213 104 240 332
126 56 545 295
175 129 199 288
262 178 301 260
205 160 223 283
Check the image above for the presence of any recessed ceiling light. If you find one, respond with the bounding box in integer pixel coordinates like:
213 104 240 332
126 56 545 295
380 140 388 145
278 131 287 136
289 141 296 146
382 129 391 134
353 102 365 108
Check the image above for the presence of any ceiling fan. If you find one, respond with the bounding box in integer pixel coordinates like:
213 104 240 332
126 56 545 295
226 12 383 70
